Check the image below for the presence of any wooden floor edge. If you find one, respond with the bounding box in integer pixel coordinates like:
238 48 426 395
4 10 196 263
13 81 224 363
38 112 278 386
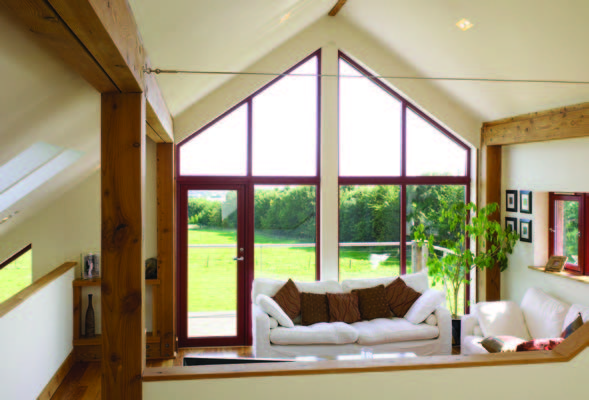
142 351 567 382
37 351 75 400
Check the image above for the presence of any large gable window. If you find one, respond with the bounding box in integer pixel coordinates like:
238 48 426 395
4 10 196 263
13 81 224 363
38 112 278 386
337 52 472 315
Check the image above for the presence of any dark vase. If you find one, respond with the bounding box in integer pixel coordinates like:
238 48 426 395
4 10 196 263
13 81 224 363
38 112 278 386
85 294 96 338
452 318 461 347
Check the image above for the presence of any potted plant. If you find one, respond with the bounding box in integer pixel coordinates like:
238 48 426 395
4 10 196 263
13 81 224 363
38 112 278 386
413 202 519 346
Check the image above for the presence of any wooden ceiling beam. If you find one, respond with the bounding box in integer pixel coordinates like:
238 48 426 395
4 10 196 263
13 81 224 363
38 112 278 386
482 101 589 146
0 0 174 143
0 0 117 93
328 0 347 16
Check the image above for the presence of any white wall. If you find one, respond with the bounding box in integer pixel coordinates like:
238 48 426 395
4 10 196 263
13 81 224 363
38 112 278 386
501 137 589 306
0 268 74 400
144 348 589 400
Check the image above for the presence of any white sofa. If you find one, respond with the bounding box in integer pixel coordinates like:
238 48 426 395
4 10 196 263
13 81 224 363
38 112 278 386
461 287 589 355
252 270 452 358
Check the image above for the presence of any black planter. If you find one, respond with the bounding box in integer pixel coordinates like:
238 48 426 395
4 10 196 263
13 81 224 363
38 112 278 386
451 318 461 347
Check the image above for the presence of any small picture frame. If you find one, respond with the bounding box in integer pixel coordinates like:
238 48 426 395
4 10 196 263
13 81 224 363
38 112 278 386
545 256 567 272
520 190 533 214
520 219 533 243
505 217 518 234
82 253 100 280
506 190 518 212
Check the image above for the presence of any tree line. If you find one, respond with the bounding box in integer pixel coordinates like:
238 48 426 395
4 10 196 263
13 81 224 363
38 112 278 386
188 185 465 242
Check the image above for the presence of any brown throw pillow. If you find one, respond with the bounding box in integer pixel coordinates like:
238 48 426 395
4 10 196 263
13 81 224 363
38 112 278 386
481 336 526 353
272 279 301 320
327 293 362 323
352 285 393 320
300 292 329 326
384 278 421 317
561 313 584 339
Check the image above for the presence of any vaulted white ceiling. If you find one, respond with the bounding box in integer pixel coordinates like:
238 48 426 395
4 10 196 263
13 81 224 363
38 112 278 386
130 0 589 121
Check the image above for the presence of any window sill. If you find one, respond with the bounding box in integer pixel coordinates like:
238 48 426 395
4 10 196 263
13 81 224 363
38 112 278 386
528 266 589 284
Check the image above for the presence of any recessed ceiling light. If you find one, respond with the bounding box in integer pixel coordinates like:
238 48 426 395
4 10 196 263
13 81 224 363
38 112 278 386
456 18 474 31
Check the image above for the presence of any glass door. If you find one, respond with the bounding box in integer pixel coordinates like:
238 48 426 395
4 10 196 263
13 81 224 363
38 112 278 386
178 185 246 347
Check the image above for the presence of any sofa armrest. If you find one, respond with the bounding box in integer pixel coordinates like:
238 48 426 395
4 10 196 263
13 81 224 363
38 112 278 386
434 305 452 355
252 303 272 357
461 313 480 345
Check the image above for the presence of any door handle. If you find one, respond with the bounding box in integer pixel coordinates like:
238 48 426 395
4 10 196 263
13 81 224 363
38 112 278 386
233 257 244 261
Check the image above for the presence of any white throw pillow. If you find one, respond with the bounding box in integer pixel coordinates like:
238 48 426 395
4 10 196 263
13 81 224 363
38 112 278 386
520 288 569 339
404 289 445 324
400 269 429 293
563 304 589 331
256 294 294 328
473 326 483 337
475 301 530 340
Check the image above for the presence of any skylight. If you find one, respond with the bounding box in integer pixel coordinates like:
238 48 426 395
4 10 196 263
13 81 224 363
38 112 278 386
0 143 83 213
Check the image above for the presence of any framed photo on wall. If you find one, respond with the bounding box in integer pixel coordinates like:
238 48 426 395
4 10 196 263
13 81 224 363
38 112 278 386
520 190 533 214
505 217 518 234
506 190 518 212
520 219 533 243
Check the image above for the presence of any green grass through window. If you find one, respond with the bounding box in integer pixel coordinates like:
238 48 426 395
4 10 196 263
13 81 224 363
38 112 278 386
0 250 32 303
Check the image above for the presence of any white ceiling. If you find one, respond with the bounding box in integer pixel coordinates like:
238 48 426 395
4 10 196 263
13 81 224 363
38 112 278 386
340 0 589 121
128 0 334 115
130 0 589 121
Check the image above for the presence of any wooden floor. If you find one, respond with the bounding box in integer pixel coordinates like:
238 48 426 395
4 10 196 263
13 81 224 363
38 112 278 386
51 346 460 399
50 347 253 400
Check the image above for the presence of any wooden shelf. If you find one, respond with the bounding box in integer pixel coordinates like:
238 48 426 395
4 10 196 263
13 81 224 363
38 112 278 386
73 278 160 287
74 333 160 346
528 266 589 284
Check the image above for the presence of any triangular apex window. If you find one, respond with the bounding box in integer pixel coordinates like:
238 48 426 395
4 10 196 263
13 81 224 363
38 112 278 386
179 53 320 177
338 53 469 177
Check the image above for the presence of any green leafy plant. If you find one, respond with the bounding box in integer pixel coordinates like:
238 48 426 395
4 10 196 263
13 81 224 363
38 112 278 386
413 202 519 318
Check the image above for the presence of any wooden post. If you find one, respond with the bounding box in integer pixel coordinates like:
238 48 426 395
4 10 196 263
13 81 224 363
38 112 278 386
157 143 176 358
101 92 145 400
483 144 502 301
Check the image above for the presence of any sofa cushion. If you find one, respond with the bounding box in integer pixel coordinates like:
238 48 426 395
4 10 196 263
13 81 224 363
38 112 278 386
475 301 530 340
481 336 526 353
269 322 359 345
516 338 564 352
425 314 438 326
561 313 584 339
404 289 445 324
272 279 301 320
384 278 421 317
351 318 439 345
341 269 429 294
327 293 362 323
301 293 330 326
257 294 294 328
520 288 569 339
563 304 589 330
353 285 393 320
252 278 343 304
462 335 488 355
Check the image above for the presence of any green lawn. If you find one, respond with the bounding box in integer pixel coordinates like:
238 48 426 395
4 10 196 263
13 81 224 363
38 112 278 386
186 229 465 315
0 250 32 304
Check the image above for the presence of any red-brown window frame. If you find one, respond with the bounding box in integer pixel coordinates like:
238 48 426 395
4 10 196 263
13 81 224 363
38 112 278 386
549 193 587 275
337 51 472 312
176 50 322 346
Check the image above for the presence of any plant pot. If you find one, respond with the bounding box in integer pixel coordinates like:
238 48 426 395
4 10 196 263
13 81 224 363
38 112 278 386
451 318 461 347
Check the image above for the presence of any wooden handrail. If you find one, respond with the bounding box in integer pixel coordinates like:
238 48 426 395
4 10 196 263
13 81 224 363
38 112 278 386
0 261 76 318
143 322 589 382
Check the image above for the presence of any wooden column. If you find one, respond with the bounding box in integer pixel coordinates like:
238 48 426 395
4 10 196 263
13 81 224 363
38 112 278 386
101 92 145 400
483 144 502 301
157 143 176 358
